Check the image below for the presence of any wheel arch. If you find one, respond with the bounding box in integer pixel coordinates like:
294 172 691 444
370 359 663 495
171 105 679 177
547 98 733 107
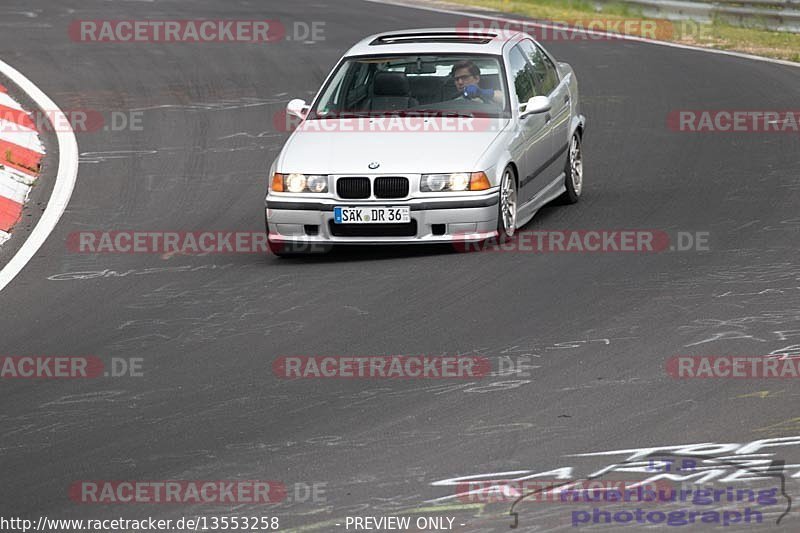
505 161 519 187
570 114 586 141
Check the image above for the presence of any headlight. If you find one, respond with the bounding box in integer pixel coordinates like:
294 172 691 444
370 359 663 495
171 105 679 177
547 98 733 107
449 173 470 191
423 174 447 192
307 175 328 193
271 173 328 193
420 172 491 192
286 173 307 193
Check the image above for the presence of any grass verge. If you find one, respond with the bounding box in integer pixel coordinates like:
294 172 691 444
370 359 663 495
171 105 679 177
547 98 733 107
443 0 800 63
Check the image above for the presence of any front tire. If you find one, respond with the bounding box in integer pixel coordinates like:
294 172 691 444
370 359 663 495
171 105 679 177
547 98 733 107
497 166 517 243
559 132 583 204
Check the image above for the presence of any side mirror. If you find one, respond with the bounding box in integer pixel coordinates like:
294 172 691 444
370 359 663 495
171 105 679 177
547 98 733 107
287 98 310 120
521 95 551 116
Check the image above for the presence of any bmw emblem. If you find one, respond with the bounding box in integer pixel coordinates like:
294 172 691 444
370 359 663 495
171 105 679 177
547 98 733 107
368 161 380 170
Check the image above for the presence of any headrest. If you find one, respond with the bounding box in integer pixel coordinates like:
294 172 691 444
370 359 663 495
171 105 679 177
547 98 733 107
373 71 410 96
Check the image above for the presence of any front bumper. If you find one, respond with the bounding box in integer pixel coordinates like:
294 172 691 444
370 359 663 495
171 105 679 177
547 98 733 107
265 191 499 245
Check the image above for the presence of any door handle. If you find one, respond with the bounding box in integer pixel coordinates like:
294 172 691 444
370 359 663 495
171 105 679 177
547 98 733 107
563 94 570 104
545 113 551 123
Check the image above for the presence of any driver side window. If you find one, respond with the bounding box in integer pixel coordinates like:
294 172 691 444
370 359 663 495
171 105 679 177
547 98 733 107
518 39 559 96
507 45 536 106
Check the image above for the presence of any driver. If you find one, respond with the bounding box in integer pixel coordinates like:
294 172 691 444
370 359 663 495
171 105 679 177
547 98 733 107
451 60 503 105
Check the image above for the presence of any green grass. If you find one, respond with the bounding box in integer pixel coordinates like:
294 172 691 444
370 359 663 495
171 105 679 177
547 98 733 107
447 0 800 62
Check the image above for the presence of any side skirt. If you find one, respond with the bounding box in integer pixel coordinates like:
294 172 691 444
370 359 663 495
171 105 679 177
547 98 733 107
515 172 566 229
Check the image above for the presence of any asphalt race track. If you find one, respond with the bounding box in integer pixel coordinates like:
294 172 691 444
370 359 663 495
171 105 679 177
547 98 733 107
1 1 799 531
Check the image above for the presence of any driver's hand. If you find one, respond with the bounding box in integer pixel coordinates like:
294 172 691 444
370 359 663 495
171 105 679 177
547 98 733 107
463 84 493 100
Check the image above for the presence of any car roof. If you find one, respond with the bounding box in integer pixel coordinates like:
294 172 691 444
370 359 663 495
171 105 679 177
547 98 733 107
344 28 522 57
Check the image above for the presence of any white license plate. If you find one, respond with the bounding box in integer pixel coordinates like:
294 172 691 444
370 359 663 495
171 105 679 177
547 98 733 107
333 206 410 224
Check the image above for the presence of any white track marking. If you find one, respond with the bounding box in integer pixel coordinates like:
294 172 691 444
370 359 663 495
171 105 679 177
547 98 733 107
0 58 79 293
363 0 800 69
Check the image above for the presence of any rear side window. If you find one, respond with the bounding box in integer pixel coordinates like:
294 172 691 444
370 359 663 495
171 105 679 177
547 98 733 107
507 45 536 105
518 39 559 96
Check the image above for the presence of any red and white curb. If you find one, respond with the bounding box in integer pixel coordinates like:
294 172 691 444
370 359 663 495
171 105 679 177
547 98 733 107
0 83 44 246
0 58 79 293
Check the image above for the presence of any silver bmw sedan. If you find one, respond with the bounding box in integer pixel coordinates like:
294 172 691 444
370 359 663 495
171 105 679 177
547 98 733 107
265 28 586 255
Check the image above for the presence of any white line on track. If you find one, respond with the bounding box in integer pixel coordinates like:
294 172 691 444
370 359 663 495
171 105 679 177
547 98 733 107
363 0 800 69
0 59 79 293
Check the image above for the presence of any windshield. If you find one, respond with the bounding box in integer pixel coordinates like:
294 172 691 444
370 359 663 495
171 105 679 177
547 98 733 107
309 54 509 118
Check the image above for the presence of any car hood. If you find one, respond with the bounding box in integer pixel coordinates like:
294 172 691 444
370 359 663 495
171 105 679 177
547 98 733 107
278 117 510 174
